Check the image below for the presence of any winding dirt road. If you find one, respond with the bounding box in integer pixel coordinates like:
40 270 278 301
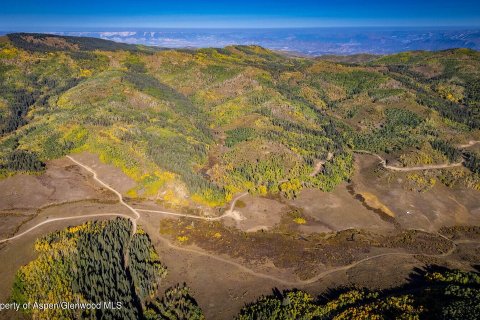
0 213 134 244
1 155 478 287
66 156 140 232
354 150 464 171
457 140 480 149
136 192 248 221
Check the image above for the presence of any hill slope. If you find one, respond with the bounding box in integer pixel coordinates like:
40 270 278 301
1 34 479 209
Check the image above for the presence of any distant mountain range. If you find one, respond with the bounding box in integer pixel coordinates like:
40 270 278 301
2 27 478 55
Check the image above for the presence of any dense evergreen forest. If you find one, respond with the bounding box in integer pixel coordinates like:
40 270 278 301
10 218 203 320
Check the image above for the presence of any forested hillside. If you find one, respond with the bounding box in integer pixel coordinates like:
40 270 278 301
1 33 479 209
10 218 204 320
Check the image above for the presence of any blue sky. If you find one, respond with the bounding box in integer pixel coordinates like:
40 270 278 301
1 0 480 30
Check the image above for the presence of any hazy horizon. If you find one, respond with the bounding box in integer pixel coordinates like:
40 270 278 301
2 27 479 56
3 0 479 55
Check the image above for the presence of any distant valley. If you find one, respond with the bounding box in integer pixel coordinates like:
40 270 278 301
2 27 480 55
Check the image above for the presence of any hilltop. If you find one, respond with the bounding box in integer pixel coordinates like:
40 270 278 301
7 32 158 52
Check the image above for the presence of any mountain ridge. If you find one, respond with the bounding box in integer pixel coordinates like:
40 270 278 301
1 33 479 209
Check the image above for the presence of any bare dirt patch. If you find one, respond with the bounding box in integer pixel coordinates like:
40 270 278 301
0 157 111 211
0 213 33 239
288 187 394 232
341 254 420 290
352 154 480 230
69 152 137 194
224 194 286 231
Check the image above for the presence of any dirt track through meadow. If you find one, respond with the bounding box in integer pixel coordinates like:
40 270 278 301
354 150 464 171
1 155 479 287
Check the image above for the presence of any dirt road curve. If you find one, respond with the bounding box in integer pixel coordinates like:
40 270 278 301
66 156 140 233
1 155 478 287
0 213 134 244
457 140 480 149
136 192 247 221
354 150 464 171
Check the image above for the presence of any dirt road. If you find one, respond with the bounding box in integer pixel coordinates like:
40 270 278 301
354 150 464 171
2 155 478 287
